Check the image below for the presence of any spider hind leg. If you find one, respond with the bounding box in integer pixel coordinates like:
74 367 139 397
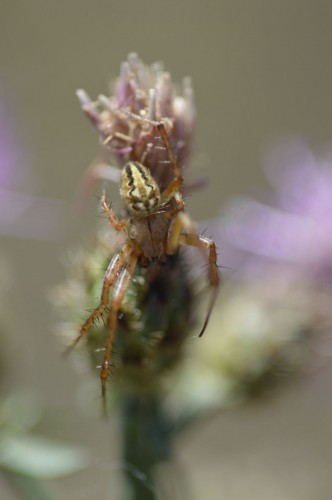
166 212 220 337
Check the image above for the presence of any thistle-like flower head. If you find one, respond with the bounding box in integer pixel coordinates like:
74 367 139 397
77 53 195 190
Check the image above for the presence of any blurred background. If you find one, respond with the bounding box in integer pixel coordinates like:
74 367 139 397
1 1 332 499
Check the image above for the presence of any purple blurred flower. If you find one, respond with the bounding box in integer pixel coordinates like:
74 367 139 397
0 91 67 241
221 139 332 283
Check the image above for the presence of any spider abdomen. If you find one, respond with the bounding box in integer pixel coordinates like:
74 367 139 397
121 162 161 215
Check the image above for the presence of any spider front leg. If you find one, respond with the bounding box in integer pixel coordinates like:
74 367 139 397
157 122 184 206
100 252 138 410
166 212 220 337
65 244 133 355
101 190 129 231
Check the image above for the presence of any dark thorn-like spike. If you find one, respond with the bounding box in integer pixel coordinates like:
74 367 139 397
198 286 218 338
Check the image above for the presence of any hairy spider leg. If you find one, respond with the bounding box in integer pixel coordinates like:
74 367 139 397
156 122 184 206
101 190 129 231
65 194 131 356
65 244 133 355
166 212 220 337
163 192 185 217
156 123 182 178
100 252 138 409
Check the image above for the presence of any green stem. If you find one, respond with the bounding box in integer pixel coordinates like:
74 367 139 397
121 393 171 500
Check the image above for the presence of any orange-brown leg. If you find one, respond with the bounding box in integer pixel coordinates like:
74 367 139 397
163 192 185 219
166 212 192 255
156 122 182 180
157 122 184 206
166 212 220 336
65 244 133 355
179 232 220 337
100 252 138 410
101 191 129 231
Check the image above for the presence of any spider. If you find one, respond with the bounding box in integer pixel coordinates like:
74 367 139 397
67 115 220 405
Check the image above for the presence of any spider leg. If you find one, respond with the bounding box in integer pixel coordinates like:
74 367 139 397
156 122 182 180
166 212 220 337
140 141 153 166
162 192 185 218
180 232 220 337
166 212 191 255
101 191 129 231
64 244 133 355
158 121 184 206
100 252 138 411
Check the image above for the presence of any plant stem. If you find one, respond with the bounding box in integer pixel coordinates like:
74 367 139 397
121 393 171 500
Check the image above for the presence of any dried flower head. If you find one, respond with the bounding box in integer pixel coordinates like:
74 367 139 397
77 52 195 192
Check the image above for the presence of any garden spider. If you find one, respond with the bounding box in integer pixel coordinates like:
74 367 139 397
67 116 220 405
